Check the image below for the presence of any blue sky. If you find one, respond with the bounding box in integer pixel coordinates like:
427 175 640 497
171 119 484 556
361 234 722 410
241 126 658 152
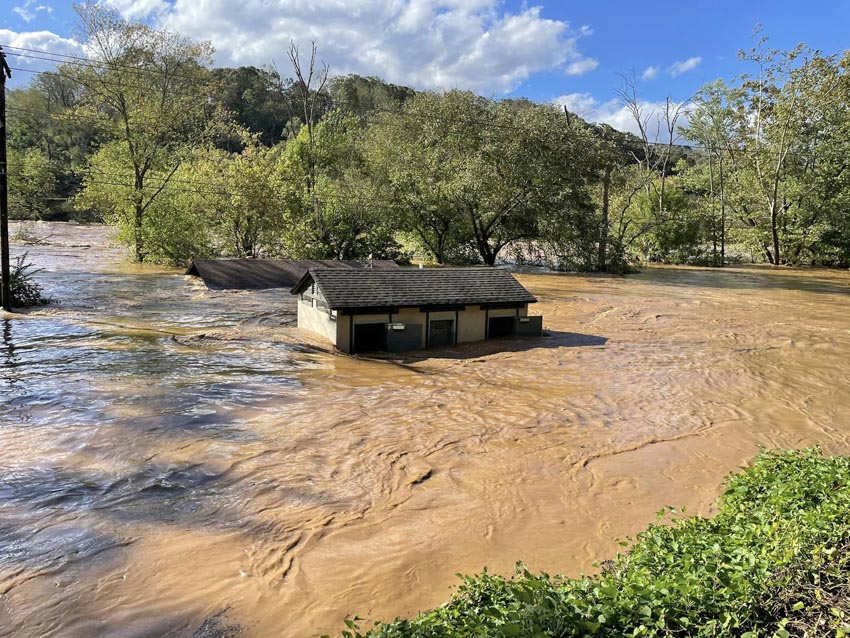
3 0 849 134
514 0 850 103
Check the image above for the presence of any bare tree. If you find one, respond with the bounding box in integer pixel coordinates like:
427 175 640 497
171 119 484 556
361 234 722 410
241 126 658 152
617 72 690 220
614 73 691 256
286 41 328 148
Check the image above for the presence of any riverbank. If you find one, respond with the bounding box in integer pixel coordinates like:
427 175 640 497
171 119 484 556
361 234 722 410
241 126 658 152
3 223 850 638
343 449 850 638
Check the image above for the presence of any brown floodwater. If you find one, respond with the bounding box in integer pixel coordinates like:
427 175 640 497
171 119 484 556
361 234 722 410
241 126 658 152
2 222 850 638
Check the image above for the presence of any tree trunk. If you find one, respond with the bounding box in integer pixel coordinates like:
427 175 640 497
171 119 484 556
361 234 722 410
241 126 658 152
770 202 781 265
597 166 611 271
719 154 726 266
133 202 144 263
707 150 717 265
468 204 497 265
478 238 497 265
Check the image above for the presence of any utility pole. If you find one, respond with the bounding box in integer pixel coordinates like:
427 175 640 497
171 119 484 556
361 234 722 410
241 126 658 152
0 46 11 312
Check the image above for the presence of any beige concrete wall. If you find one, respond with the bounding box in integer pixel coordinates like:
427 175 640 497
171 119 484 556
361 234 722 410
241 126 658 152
297 300 338 347
488 307 521 318
458 307 486 343
336 313 351 353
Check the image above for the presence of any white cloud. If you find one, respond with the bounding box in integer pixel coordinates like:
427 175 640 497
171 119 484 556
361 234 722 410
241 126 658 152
100 0 597 94
13 0 53 23
565 58 599 76
106 0 169 21
668 56 702 77
641 65 659 81
0 29 85 82
553 92 690 141
553 92 599 116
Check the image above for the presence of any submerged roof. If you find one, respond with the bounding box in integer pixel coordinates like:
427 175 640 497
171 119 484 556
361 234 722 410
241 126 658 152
186 258 400 289
291 267 537 310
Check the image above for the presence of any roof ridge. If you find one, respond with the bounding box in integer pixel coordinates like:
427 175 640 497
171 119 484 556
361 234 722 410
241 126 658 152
293 266 536 309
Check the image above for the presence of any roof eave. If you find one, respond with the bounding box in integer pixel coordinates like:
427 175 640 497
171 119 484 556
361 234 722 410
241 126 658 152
290 271 316 295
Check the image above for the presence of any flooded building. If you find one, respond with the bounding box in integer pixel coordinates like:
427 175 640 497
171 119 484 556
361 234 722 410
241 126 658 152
291 267 542 353
186 258 399 289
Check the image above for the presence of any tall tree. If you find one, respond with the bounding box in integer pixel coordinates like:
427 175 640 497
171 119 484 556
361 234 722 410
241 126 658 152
367 91 598 265
684 80 740 265
731 35 837 264
72 1 214 262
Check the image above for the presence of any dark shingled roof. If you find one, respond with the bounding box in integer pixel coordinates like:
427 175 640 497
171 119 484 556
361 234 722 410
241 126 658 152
185 258 400 289
291 267 536 310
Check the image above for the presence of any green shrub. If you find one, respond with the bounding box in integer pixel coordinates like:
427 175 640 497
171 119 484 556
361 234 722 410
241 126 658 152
340 449 850 638
9 253 52 307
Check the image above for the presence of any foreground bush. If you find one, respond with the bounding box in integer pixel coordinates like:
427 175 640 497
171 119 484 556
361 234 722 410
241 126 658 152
10 253 51 308
342 449 850 638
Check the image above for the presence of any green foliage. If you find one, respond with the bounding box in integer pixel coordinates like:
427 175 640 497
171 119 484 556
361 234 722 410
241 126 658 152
72 1 215 262
9 253 52 307
364 91 599 265
275 110 400 260
208 66 291 146
7 76 99 203
8 147 58 220
75 142 217 265
330 74 415 120
188 140 285 258
11 17 850 271
341 449 850 638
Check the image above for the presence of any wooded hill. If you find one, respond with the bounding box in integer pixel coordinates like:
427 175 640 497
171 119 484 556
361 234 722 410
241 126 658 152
7 3 850 270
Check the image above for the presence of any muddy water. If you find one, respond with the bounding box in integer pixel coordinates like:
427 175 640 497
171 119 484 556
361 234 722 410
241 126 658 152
2 222 850 638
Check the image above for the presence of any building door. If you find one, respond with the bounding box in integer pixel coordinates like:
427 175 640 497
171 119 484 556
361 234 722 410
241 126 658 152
353 323 386 353
429 319 454 347
488 316 515 338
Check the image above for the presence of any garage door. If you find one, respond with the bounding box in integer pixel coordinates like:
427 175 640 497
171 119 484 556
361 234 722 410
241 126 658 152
429 319 454 347
353 323 386 353
488 316 515 338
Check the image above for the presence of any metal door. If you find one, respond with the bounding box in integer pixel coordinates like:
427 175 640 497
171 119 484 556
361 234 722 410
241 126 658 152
429 319 454 347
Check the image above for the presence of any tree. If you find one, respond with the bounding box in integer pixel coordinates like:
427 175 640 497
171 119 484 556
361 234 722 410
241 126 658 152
71 1 214 262
190 138 285 258
207 66 287 147
275 111 397 260
8 78 98 202
8 147 57 219
683 80 739 265
75 141 216 264
615 73 692 257
329 74 415 119
367 91 598 265
363 92 471 264
583 122 643 271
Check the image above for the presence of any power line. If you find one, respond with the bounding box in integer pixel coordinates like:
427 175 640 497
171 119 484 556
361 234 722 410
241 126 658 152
2 46 577 136
4 45 711 154
4 42 714 148
2 45 211 85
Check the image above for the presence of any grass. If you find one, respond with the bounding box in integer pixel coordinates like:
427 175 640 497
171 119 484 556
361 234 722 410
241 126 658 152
336 449 850 638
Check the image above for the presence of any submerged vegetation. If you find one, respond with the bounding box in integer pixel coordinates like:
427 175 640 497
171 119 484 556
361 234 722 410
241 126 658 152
341 449 850 638
9 253 51 307
7 4 850 271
